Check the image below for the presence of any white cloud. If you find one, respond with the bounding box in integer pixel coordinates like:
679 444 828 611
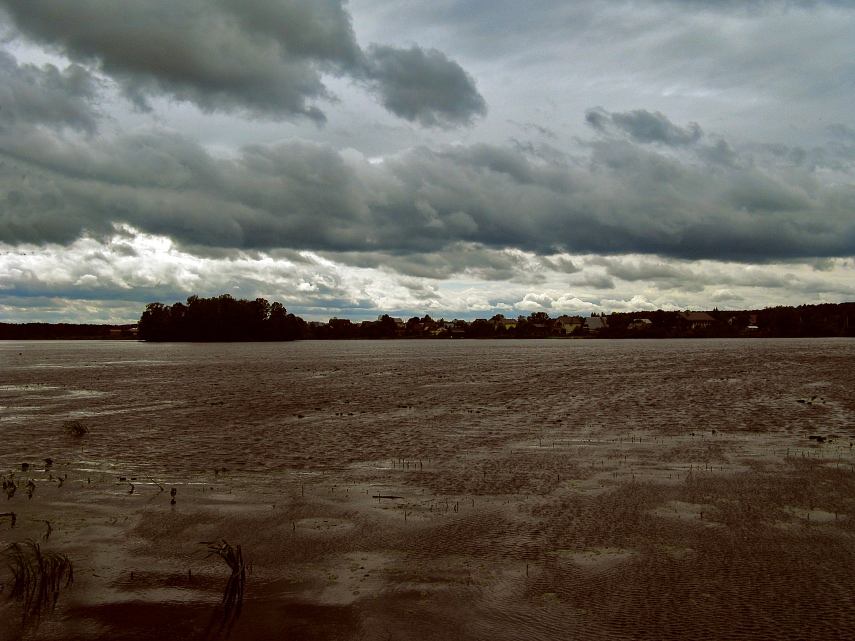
2 227 855 323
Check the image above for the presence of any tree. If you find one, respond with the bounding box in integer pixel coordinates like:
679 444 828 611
466 319 495 338
527 311 551 324
139 295 303 341
377 314 398 338
138 302 168 341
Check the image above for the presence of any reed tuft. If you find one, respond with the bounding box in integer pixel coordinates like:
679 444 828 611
2 540 73 620
202 539 249 633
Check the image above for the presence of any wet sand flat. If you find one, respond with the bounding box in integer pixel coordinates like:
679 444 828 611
1 338 855 640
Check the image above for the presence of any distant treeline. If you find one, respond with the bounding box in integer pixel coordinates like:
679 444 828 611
3 297 854 341
0 323 131 340
308 304 855 340
138 295 306 341
137 295 855 341
596 303 855 339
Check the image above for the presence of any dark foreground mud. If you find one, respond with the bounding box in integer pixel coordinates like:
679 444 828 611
2 339 854 640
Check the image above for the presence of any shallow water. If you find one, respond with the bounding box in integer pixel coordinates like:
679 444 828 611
1 338 855 640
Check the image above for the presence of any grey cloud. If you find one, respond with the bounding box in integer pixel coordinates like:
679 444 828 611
442 143 573 192
587 108 702 146
508 140 569 166
398 278 441 301
363 45 486 127
2 111 855 262
569 272 616 290
597 258 688 282
659 1 850 12
328 244 541 282
592 256 711 292
382 0 855 147
0 0 485 126
541 256 580 274
0 0 335 121
809 258 836 272
508 121 558 140
828 123 855 142
0 51 102 132
698 138 740 167
584 108 610 132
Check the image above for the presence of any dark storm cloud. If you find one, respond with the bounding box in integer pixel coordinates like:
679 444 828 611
598 258 687 282
363 45 486 127
0 0 485 126
331 244 545 281
586 108 702 146
2 110 854 262
0 51 102 133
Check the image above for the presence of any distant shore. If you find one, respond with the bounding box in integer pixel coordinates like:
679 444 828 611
135 296 855 341
3 298 854 340
0 323 139 341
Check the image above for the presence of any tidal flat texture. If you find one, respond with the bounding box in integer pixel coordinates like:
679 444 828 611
1 338 854 640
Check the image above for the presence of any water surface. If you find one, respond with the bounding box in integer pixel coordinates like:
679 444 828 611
1 339 854 640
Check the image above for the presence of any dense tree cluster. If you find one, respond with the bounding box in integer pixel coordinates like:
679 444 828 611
138 295 306 342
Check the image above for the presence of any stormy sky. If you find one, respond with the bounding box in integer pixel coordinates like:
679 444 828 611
1 1 854 323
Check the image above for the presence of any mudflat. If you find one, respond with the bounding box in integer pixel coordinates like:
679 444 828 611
1 338 854 640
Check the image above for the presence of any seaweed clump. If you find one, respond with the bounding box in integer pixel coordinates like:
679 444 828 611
62 420 89 436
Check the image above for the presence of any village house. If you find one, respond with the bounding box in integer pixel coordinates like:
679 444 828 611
494 318 518 330
677 311 716 330
554 315 583 335
585 316 608 332
627 318 653 330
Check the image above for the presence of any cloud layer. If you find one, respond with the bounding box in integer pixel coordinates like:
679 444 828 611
1 108 853 261
3 227 853 323
0 50 102 133
0 0 485 126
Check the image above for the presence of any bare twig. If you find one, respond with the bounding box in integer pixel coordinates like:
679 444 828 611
145 475 164 492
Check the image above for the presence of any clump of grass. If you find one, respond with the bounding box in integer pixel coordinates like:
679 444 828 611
2 475 17 499
62 420 89 436
3 540 74 620
202 540 249 634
